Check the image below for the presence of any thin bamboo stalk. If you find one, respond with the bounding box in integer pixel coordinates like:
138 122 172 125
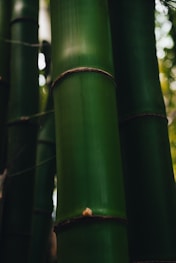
29 96 56 263
108 0 176 261
51 0 129 262
1 0 39 262
0 0 11 245
0 0 11 173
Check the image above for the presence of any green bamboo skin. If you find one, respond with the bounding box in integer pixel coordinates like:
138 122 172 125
29 99 56 263
0 0 11 173
108 0 176 261
57 219 128 263
51 0 129 262
1 125 37 262
1 0 39 262
120 117 176 261
0 0 11 249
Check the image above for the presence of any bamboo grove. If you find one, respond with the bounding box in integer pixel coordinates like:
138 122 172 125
0 0 176 263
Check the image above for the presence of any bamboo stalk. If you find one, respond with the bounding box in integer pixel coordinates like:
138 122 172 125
51 0 129 262
1 0 39 262
0 0 11 173
29 96 56 263
108 0 176 261
0 0 11 246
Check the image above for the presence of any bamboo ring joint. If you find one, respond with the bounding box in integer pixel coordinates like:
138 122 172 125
120 112 167 124
51 66 115 91
55 214 127 232
10 17 39 26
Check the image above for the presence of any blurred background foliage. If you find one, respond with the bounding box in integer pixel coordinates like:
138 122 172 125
156 0 176 179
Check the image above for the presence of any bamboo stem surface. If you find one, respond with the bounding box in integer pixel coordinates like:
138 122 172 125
51 0 129 262
108 0 176 261
1 1 39 262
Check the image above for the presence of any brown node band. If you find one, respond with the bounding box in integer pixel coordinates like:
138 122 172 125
120 112 167 124
54 214 127 232
51 67 115 91
7 110 54 126
7 117 36 126
10 17 38 26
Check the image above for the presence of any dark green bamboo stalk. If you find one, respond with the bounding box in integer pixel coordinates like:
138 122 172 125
29 95 56 263
0 0 11 251
1 0 39 262
108 0 176 262
51 0 129 262
0 0 11 173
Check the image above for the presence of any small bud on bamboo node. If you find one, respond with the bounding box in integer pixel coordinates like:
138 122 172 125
82 207 93 217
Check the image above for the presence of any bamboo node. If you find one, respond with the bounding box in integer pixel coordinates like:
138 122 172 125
82 207 93 217
51 67 115 91
10 17 39 26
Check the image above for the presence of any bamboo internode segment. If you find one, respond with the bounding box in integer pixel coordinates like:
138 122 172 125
51 66 115 91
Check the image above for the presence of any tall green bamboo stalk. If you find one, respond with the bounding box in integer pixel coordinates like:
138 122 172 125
1 0 39 262
108 0 176 261
0 0 11 251
51 0 129 262
29 95 56 263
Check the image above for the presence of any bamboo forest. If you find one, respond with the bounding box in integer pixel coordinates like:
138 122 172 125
1 0 176 262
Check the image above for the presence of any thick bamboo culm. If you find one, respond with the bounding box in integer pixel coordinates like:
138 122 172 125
51 0 129 262
1 0 39 262
29 96 56 263
108 0 176 262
